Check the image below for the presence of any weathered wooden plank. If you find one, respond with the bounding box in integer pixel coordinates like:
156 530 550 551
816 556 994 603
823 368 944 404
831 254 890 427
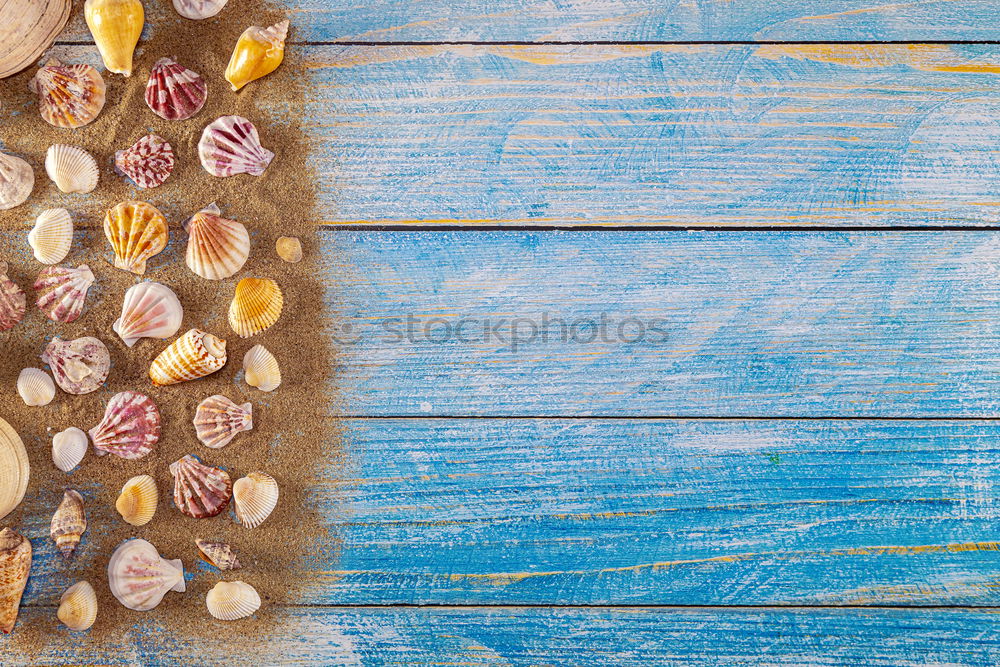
329 230 1000 416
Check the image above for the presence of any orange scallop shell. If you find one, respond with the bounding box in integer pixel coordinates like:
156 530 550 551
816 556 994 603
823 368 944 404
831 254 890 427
103 201 168 275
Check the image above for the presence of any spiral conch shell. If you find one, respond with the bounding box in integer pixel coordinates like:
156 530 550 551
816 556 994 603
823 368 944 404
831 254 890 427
206 581 260 621
28 208 73 265
50 489 86 558
52 427 88 473
57 581 98 632
115 474 158 526
108 539 185 611
169 454 232 519
233 472 278 529
34 265 95 323
199 115 274 178
17 368 55 407
184 204 250 280
173 0 227 20
0 263 26 331
115 134 175 189
225 20 288 92
29 59 106 128
195 539 240 570
41 336 110 395
103 201 168 275
89 392 160 460
229 278 283 338
0 528 31 634
194 395 252 449
0 152 34 210
150 329 227 386
45 145 99 194
113 282 183 348
243 344 280 392
0 418 30 523
84 0 144 77
145 57 207 121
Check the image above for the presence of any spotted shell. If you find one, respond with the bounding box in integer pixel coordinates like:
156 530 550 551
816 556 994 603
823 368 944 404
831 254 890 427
41 336 110 395
50 489 86 558
195 539 240 570
28 59 106 129
233 472 278 529
57 581 98 631
103 201 168 275
89 391 160 460
28 208 73 265
108 539 184 611
34 265 94 323
184 203 250 280
198 115 274 178
0 152 34 211
206 581 260 621
45 145 99 194
115 474 158 526
229 278 283 338
17 368 55 407
169 454 232 519
194 395 252 449
115 134 175 189
0 263 26 331
145 57 207 120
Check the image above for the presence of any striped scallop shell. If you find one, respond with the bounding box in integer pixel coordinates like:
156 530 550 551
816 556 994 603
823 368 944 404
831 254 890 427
45 145 99 194
34 265 94 323
229 278 282 338
0 419 29 524
28 208 73 264
108 539 185 611
194 395 252 449
29 59 106 129
149 328 227 386
206 581 260 621
0 263 26 331
243 344 280 392
57 581 98 631
103 201 168 275
0 152 34 211
233 472 278 529
115 474 158 526
115 134 175 189
198 115 274 177
17 368 55 407
50 489 86 558
41 336 110 395
169 454 232 519
52 427 88 473
195 539 240 570
184 204 250 280
113 282 183 348
173 0 228 19
89 391 160 460
145 57 208 120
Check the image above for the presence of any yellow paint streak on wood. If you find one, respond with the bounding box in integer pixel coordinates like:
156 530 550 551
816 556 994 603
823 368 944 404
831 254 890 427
754 44 1000 74
797 0 961 21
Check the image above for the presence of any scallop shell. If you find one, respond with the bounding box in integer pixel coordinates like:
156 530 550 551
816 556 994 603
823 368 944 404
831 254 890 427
0 263 25 331
243 344 281 392
41 336 110 395
225 20 288 92
195 539 240 570
34 265 94 323
149 328 227 386
229 278 283 338
194 395 252 450
198 115 274 178
0 528 31 634
45 145 99 194
233 472 278 529
17 368 55 407
57 581 97 632
0 0 72 79
103 201 168 275
0 418 29 522
115 134 175 189
28 208 73 265
108 539 185 611
172 0 227 20
145 56 207 121
184 203 250 280
89 391 160 460
0 152 34 210
52 427 88 473
169 454 232 519
115 474 157 526
275 236 302 263
29 59 106 128
84 0 143 77
113 282 183 348
206 581 260 621
50 489 86 558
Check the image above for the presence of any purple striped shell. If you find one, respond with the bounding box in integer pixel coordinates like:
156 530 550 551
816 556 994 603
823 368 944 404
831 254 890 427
169 454 232 518
145 57 208 121
34 265 95 324
115 134 176 189
89 391 161 460
198 115 274 178
0 262 25 331
41 336 110 395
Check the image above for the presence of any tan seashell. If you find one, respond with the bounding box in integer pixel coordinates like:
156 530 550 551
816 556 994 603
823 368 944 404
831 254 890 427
0 262 26 331
225 20 288 92
0 528 31 634
275 236 302 263
243 344 280 392
17 368 55 407
169 454 232 519
206 581 260 620
52 427 87 473
0 152 34 211
195 539 240 570
184 204 250 280
28 208 73 265
0 0 71 79
34 265 95 324
0 419 29 523
50 489 86 558
194 395 252 449
57 581 97 631
229 278 282 338
84 0 144 77
103 201 168 275
45 145 99 194
233 472 278 529
113 282 183 348
115 474 157 526
29 59 106 128
108 539 184 611
149 329 227 386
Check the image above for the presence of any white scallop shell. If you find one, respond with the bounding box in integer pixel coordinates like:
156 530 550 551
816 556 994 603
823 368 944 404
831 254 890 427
205 581 260 621
45 145 99 194
232 472 278 529
243 344 280 392
108 539 185 611
52 427 88 473
172 0 228 20
184 203 251 280
28 208 73 264
113 282 183 348
17 368 55 406
0 151 34 210
57 581 98 632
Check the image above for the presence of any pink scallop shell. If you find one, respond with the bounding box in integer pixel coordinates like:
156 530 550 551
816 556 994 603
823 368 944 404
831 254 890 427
89 391 161 460
41 336 111 395
115 134 176 189
169 454 232 518
198 115 274 178
34 265 95 323
145 57 208 121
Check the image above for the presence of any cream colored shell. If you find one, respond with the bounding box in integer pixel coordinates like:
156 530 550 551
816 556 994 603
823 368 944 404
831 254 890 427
115 474 158 526
0 152 34 211
0 0 71 79
243 344 280 392
28 208 73 264
233 472 278 529
205 581 260 620
17 368 55 406
57 580 97 631
52 427 88 473
0 417 29 522
45 145 99 194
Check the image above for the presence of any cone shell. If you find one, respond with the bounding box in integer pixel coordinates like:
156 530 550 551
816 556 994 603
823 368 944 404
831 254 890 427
276 236 302 263
233 472 278 529
28 59 106 128
0 418 29 522
0 263 25 331
45 145 99 194
149 328 227 386
184 204 250 280
0 528 31 634
57 581 97 632
195 539 240 570
229 278 282 338
194 395 252 449
103 201 168 275
115 134 175 189
169 454 232 519
145 57 207 120
0 0 72 79
172 0 227 20
89 391 160 460
28 208 73 265
206 581 260 621
52 427 88 473
108 539 185 611
34 265 94 323
115 474 157 526
17 368 55 407
113 282 183 348
50 489 86 558
41 336 110 395
243 344 281 392
84 0 143 77
225 20 288 92
198 115 274 178
0 152 34 210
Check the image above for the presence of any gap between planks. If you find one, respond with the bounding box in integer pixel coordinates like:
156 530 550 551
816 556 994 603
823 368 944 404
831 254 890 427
52 40 1000 46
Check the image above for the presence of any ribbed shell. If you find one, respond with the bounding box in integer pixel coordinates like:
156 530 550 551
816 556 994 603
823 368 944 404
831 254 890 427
113 282 183 348
243 344 281 392
50 489 86 557
198 115 274 177
0 263 26 331
229 278 283 338
17 368 55 407
184 203 250 280
224 20 288 92
145 57 207 120
57 581 97 631
44 145 99 194
34 265 94 323
0 152 34 210
194 395 252 449
52 427 88 473
89 391 160 460
0 528 31 634
169 454 232 519
28 208 73 265
41 336 110 395
84 0 143 77
0 418 29 523
28 59 106 128
0 0 71 79
115 474 158 526
195 539 240 570
205 581 260 621
149 328 227 386
102 201 168 275
115 134 175 189
233 472 278 529
107 539 185 612
172 0 227 20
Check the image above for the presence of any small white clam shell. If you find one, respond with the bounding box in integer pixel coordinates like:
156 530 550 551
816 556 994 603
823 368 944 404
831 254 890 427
0 151 34 210
52 427 88 473
28 208 73 265
173 0 228 20
242 344 280 392
57 581 98 631
45 145 99 194
232 472 278 529
205 581 260 620
17 367 55 406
